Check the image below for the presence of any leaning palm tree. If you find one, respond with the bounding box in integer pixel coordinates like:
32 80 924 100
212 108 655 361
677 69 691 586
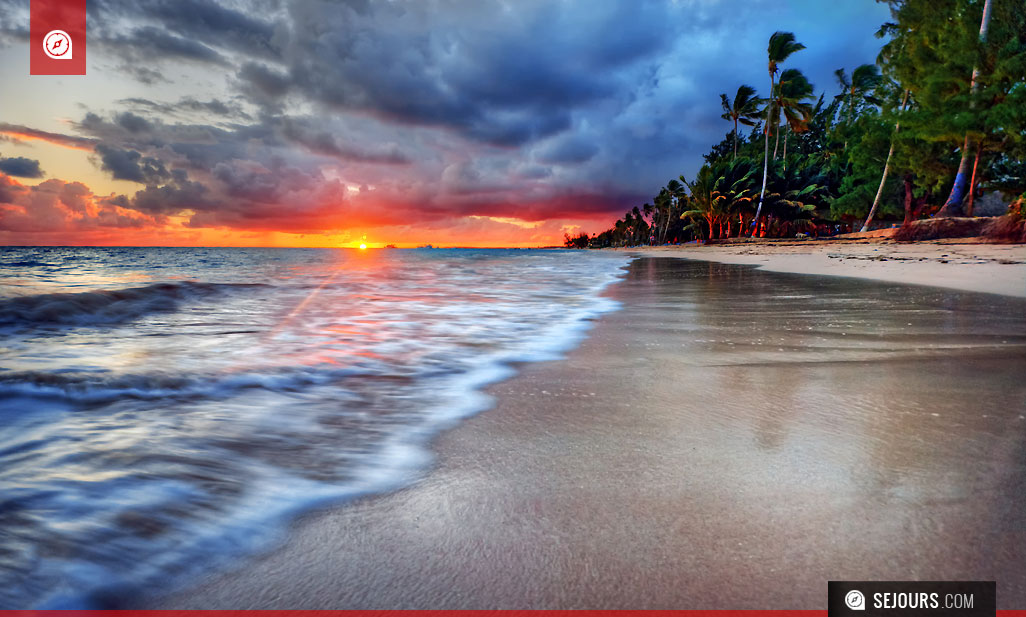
753 31 806 237
861 89 910 232
658 180 685 243
720 85 763 160
834 64 882 150
653 188 672 244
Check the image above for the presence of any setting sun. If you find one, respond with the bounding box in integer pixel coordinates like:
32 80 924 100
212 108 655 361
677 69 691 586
359 243 367 250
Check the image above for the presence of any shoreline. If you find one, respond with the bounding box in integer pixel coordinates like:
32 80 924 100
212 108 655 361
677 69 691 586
614 239 1026 298
144 256 1026 609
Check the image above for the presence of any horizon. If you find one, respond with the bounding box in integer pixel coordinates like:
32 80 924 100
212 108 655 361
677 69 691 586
0 0 889 248
0 243 567 249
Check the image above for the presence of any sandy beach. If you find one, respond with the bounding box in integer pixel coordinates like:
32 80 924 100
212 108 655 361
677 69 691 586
625 239 1026 298
143 253 1026 609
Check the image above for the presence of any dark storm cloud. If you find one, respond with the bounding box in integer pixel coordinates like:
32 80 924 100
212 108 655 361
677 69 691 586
95 144 171 184
77 109 413 173
129 168 212 215
76 113 237 161
0 156 44 178
258 1 684 147
116 26 228 64
536 137 600 165
143 0 281 58
113 112 154 134
116 65 169 85
117 97 250 119
237 62 291 105
279 118 410 164
86 0 280 62
0 0 28 44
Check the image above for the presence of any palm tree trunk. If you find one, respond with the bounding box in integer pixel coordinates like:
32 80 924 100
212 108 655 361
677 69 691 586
941 134 973 216
773 123 780 159
843 92 854 151
733 119 739 160
903 174 914 225
938 0 994 217
753 75 774 237
966 144 983 216
783 126 788 170
861 90 910 232
661 200 674 244
860 142 896 233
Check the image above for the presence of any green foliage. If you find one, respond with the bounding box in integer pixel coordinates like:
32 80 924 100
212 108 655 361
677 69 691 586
767 31 806 74
830 109 903 220
720 85 765 159
760 156 830 223
586 0 1025 243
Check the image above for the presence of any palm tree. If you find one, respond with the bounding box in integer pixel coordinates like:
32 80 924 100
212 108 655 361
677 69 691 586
630 206 648 245
770 68 815 163
834 64 882 150
682 158 759 240
861 89 910 232
758 156 828 237
720 85 763 160
938 0 995 217
657 180 685 243
835 65 882 127
613 217 628 247
719 157 759 236
681 165 726 240
641 202 654 243
753 31 806 236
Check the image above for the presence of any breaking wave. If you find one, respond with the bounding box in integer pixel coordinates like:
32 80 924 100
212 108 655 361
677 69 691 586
0 281 268 328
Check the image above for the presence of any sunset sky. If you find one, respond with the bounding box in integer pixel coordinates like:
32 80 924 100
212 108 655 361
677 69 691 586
0 0 890 247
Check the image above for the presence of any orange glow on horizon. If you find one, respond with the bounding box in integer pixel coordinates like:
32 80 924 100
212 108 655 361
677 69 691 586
0 162 615 248
0 169 607 248
0 224 582 248
0 126 96 151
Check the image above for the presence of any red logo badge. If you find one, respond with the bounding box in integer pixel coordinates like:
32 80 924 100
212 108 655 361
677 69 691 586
31 0 87 75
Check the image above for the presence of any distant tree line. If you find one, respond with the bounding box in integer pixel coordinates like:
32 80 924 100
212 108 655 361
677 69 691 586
568 0 1025 248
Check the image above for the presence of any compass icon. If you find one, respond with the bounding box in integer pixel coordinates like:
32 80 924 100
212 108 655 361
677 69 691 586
43 30 73 60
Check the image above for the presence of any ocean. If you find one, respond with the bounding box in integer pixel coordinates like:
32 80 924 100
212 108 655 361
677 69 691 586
0 246 632 608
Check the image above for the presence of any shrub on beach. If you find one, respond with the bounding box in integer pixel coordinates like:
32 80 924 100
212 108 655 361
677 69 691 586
982 198 1026 244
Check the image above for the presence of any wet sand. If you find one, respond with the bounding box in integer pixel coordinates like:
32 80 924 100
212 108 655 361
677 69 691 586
147 258 1026 609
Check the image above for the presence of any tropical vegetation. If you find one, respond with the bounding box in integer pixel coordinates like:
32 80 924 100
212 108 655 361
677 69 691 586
569 0 1026 248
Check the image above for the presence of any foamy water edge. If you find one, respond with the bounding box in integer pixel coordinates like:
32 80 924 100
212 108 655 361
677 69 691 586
29 256 635 608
